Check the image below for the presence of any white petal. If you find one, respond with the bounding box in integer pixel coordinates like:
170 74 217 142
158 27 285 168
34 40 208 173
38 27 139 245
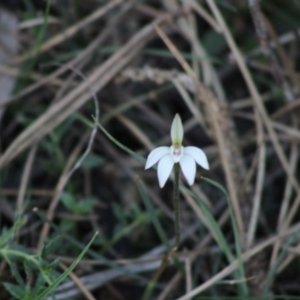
179 155 196 185
157 155 174 188
184 146 209 170
171 114 183 144
145 147 170 169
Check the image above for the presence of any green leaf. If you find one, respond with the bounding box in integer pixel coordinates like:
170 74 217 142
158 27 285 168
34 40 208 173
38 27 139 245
34 208 148 284
94 120 145 163
59 219 75 232
40 263 55 284
24 260 34 280
61 193 96 215
73 197 97 214
264 226 300 295
136 179 170 249
61 192 76 211
203 30 226 56
3 283 26 299
41 235 64 259
33 273 47 294
0 219 26 248
112 202 126 223
6 259 25 287
93 234 108 246
81 153 105 168
201 177 248 296
35 232 98 300
188 188 234 261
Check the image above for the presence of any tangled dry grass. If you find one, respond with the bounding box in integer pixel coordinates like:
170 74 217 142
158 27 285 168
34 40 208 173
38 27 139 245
1 0 300 299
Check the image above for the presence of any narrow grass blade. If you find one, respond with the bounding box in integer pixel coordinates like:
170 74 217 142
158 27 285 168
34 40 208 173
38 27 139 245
34 209 148 284
35 232 97 300
200 177 248 295
94 119 145 163
264 225 300 295
136 179 170 249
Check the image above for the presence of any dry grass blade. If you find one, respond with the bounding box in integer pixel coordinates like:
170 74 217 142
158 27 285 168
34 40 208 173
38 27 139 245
16 144 38 215
270 142 299 267
154 23 245 240
12 0 124 65
0 10 124 110
59 262 96 300
175 222 300 300
0 16 164 169
262 14 300 92
2 2 300 299
37 131 90 251
249 0 294 102
108 107 154 151
184 0 221 32
246 124 265 248
206 0 300 218
184 252 192 297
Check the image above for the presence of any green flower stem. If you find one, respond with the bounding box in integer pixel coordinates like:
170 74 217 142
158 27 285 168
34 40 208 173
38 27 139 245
173 163 181 249
142 249 176 300
142 164 181 300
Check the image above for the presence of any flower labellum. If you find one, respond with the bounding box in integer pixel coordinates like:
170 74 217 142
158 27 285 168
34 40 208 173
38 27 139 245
145 114 209 187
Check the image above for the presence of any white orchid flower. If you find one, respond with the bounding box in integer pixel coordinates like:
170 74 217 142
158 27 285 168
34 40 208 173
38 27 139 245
145 114 209 188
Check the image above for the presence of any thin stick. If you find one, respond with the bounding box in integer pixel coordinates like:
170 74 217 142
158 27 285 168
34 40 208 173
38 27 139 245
142 248 177 300
206 0 300 204
59 262 96 300
37 66 100 251
0 12 174 168
16 144 38 216
175 222 300 300
13 0 124 64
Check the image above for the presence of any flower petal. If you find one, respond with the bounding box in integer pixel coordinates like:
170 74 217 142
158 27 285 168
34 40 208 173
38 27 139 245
184 146 209 170
145 147 169 169
157 155 174 188
179 155 196 185
171 114 183 144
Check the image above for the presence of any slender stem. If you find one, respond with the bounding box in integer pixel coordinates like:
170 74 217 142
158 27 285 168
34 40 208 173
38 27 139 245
173 163 181 248
142 249 175 300
142 164 182 300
